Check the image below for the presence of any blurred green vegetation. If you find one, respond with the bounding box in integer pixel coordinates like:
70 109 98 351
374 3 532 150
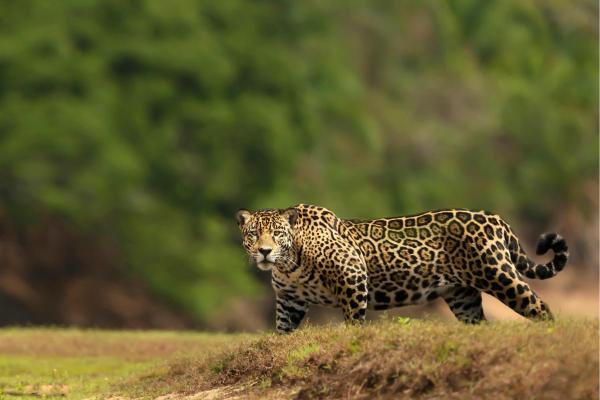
0 0 597 322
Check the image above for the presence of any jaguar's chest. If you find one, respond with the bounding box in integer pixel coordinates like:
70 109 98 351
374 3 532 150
272 269 338 306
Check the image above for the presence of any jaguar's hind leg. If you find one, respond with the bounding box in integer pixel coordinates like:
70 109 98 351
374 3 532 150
474 254 553 321
442 286 486 324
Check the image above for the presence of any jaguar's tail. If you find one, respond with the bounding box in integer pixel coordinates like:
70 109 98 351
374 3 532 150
507 231 569 280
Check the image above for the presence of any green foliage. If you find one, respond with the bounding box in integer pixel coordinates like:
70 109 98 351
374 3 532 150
435 339 459 362
288 343 321 363
395 316 412 326
0 0 596 321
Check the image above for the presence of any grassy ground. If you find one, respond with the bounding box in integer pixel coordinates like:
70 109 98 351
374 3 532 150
0 318 597 399
0 328 246 399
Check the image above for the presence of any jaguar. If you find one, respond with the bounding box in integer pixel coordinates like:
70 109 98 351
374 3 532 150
236 204 568 333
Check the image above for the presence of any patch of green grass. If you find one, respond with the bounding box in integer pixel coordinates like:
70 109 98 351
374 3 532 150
259 377 272 389
347 338 361 355
395 316 412 325
288 343 321 363
281 343 321 379
0 355 153 399
211 351 236 373
435 339 459 362
0 327 249 399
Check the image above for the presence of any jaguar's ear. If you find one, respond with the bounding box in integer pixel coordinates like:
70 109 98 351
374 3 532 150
281 208 298 226
236 209 251 227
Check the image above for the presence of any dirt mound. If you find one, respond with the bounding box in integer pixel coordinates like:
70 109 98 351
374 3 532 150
130 319 598 399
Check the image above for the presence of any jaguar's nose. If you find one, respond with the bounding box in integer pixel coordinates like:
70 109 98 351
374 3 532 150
258 247 272 257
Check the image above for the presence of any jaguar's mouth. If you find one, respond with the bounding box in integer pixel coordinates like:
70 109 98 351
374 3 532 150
256 260 274 271
257 252 276 264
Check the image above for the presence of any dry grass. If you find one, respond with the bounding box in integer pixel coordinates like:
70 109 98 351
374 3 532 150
0 320 597 399
129 318 599 399
0 327 241 361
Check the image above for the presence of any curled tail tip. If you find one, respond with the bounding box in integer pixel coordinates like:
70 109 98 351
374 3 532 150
536 232 568 255
536 233 556 255
520 232 569 280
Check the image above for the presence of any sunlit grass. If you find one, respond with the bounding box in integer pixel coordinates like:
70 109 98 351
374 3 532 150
0 319 597 399
0 355 153 399
129 318 599 399
0 327 248 399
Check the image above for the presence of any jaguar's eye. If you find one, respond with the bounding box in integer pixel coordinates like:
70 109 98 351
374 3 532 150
273 230 284 238
246 231 258 241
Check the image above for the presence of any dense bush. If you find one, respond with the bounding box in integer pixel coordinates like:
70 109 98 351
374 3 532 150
0 0 596 321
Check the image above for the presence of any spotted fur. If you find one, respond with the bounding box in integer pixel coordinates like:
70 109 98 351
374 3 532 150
236 204 568 333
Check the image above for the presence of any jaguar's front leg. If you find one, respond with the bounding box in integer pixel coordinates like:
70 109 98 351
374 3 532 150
274 293 308 334
337 271 368 326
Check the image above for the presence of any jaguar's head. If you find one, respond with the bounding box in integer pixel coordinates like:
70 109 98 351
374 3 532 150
236 208 299 271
